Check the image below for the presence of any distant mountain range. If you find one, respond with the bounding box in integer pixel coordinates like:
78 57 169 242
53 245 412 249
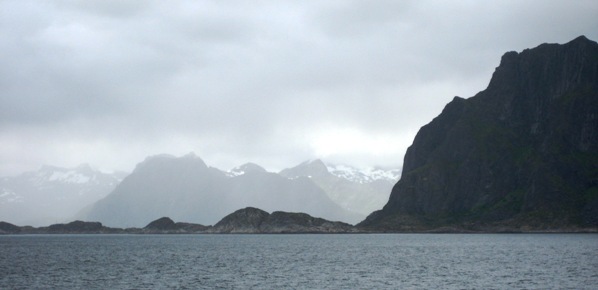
1 155 398 228
280 159 399 216
74 153 398 227
0 165 125 226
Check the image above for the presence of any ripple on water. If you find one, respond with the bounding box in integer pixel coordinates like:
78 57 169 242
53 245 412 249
1 234 597 289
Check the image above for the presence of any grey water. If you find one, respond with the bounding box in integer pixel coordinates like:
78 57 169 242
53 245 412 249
1 234 597 289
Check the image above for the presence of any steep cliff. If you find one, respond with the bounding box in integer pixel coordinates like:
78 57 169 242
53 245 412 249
360 36 598 231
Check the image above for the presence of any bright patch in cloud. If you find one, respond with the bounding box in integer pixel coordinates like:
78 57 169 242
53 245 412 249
310 127 410 158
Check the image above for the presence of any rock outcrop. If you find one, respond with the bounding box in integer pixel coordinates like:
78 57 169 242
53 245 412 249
143 217 210 233
213 207 356 233
34 220 123 234
0 221 21 234
360 36 598 232
145 217 178 230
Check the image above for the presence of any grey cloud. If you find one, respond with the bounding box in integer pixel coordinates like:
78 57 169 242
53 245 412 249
1 0 597 176
55 0 150 19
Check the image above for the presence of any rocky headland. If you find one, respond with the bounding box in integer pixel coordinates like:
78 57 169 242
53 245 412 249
359 36 598 232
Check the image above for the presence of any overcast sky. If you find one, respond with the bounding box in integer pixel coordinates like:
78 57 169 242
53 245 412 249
1 0 597 176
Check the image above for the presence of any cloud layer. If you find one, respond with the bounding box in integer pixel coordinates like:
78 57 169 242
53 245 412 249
1 0 597 175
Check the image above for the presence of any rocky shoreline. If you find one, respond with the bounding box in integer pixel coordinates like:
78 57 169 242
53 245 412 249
1 207 596 235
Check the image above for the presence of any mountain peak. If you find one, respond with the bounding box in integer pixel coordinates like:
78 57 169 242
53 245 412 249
278 159 329 179
1 163 123 227
302 159 329 173
487 35 598 98
134 153 207 173
182 152 199 159
228 163 267 177
568 35 594 45
304 159 326 165
32 164 100 185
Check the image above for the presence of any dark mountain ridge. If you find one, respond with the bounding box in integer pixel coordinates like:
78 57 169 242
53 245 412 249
360 36 598 231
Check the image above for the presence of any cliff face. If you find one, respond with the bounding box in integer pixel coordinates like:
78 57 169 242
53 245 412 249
361 36 598 231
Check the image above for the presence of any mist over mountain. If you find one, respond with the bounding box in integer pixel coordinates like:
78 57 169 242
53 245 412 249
79 153 364 227
361 36 598 231
279 159 399 216
0 165 124 226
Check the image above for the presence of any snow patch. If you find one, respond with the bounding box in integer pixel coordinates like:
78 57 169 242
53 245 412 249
0 188 23 203
326 164 400 184
48 171 91 184
226 169 245 177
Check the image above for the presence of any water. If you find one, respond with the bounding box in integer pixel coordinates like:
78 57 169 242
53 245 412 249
1 234 597 289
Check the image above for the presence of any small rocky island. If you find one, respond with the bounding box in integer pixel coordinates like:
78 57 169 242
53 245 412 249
213 207 356 233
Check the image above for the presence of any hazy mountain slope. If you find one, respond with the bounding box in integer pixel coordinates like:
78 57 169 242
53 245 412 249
80 153 361 227
80 153 230 227
0 165 123 226
229 169 362 223
360 36 598 231
279 160 399 216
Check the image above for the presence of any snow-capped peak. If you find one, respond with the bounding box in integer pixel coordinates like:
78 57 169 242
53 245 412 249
326 164 401 184
226 163 267 177
280 159 401 184
1 163 125 226
33 164 101 185
47 170 93 184
22 164 127 187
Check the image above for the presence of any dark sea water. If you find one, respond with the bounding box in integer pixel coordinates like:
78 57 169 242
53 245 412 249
1 234 597 289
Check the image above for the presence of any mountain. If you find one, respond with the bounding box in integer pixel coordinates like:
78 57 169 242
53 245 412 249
360 36 598 231
279 160 399 216
0 164 124 226
77 153 230 227
80 153 362 227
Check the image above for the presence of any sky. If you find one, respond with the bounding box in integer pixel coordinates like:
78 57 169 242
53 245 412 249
1 0 597 176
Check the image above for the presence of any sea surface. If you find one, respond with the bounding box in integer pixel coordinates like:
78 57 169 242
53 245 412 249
1 234 597 289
